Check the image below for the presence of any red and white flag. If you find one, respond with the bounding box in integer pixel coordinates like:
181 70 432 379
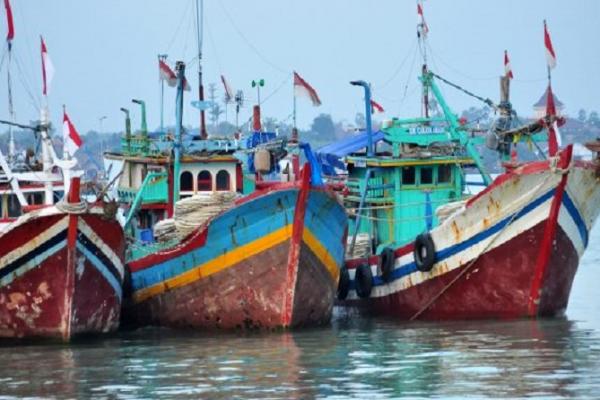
158 59 191 91
40 36 54 96
62 109 83 158
221 75 234 103
293 71 321 106
417 3 429 37
159 59 177 87
545 85 561 156
504 50 513 79
544 20 557 70
4 0 14 46
370 99 384 114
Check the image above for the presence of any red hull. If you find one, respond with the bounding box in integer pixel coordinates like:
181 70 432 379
347 221 578 320
124 240 335 330
0 208 125 340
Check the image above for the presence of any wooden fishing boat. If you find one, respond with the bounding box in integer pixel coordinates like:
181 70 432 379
0 177 125 339
0 21 125 339
336 7 600 320
118 62 347 330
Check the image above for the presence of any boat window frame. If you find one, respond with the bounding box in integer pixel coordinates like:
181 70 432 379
197 170 213 192
216 169 231 191
401 166 416 186
437 164 453 185
179 170 194 192
419 166 434 186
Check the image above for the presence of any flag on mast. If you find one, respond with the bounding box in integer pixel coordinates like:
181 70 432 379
544 20 557 69
159 59 190 91
40 36 54 96
370 99 384 114
293 72 321 106
504 50 513 79
221 75 234 103
159 59 177 87
63 109 83 158
545 85 561 156
4 0 14 47
417 3 429 36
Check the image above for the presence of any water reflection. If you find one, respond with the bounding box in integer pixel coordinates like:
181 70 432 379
0 316 599 398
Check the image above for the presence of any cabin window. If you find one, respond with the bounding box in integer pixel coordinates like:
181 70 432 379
180 171 193 191
438 165 452 184
401 167 416 185
420 167 434 185
216 170 230 191
197 170 212 191
7 194 21 218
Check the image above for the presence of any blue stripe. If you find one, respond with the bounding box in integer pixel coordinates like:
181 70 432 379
132 189 298 291
562 191 588 248
352 188 556 288
304 191 347 267
76 242 123 301
0 240 67 288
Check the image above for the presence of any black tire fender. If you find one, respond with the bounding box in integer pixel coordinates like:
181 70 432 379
380 247 396 283
337 266 350 300
414 232 436 272
355 264 373 298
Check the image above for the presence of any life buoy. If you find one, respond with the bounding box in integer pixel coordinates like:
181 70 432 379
414 232 436 272
355 264 373 298
380 247 395 283
337 266 350 300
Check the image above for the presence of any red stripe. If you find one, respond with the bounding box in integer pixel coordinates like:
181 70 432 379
527 145 572 316
466 160 551 208
282 162 311 326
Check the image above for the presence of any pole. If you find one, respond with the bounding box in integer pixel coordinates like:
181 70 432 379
7 45 15 165
158 54 167 134
350 80 374 157
173 61 186 205
195 0 207 139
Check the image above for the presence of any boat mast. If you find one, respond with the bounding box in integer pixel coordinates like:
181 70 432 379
158 54 167 135
195 0 207 139
173 61 186 205
417 0 429 119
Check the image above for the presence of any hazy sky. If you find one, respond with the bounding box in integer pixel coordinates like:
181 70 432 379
1 0 600 135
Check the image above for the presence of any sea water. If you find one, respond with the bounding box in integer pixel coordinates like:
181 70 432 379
1 225 599 399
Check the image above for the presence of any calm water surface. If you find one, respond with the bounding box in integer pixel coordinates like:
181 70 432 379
1 225 600 399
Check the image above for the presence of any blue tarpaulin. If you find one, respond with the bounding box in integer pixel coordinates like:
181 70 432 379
316 130 386 175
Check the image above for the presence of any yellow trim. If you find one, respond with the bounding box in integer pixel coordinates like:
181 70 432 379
133 225 343 304
133 224 293 303
302 229 341 284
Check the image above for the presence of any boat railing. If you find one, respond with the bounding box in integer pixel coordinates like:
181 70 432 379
120 136 163 157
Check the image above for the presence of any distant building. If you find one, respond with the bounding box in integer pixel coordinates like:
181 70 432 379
533 87 564 118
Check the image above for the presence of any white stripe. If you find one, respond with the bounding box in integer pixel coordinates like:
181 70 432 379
77 218 124 279
558 204 585 256
76 242 122 301
0 217 69 271
0 240 67 288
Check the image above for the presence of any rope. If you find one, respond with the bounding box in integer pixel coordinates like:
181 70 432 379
430 71 496 110
55 200 89 214
408 167 561 321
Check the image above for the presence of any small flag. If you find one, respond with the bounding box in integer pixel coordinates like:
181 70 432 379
293 71 321 107
159 59 191 91
63 109 83 158
40 36 54 96
544 20 557 70
159 59 177 87
545 85 560 156
504 50 513 79
370 99 384 114
417 3 429 37
4 0 14 47
221 75 234 103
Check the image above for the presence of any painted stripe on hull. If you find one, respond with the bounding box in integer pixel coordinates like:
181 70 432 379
75 242 122 301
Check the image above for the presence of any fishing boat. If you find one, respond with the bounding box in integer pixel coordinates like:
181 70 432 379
0 16 125 339
118 61 347 330
335 7 600 320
